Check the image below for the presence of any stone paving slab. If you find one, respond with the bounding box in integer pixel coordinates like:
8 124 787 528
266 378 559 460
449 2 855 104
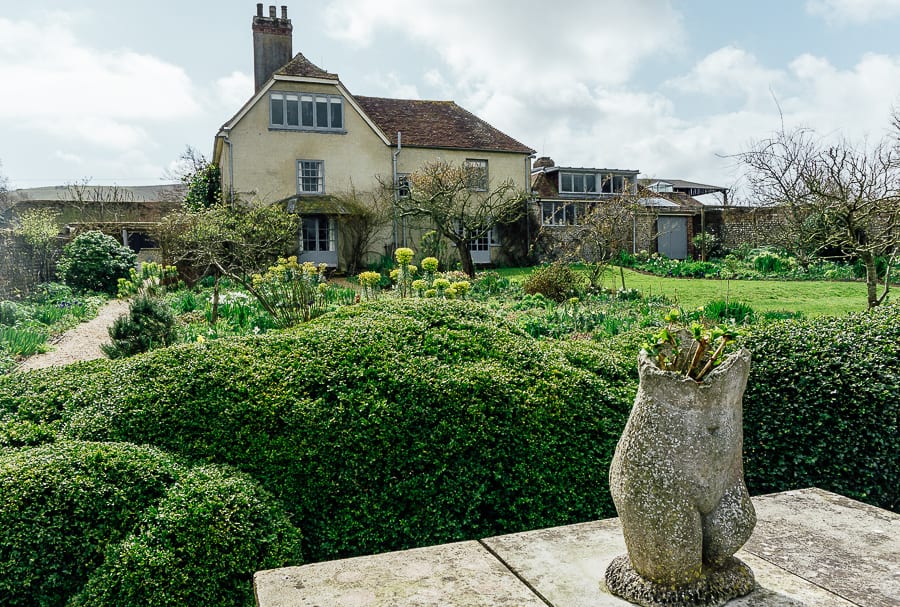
255 489 899 607
253 540 547 607
483 506 856 607
743 488 900 607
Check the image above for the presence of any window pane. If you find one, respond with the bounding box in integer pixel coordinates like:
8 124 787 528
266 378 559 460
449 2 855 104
270 94 284 125
585 174 596 192
573 174 584 193
602 175 612 193
330 99 343 128
561 173 573 192
613 175 625 193
285 95 299 126
316 98 328 127
301 96 314 127
465 159 487 191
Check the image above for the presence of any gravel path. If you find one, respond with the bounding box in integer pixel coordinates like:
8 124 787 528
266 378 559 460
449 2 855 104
16 298 131 372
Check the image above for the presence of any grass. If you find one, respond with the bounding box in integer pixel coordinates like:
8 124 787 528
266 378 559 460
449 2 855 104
495 266 871 317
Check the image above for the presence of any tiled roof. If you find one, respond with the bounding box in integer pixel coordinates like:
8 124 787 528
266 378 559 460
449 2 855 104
354 96 534 154
275 53 339 80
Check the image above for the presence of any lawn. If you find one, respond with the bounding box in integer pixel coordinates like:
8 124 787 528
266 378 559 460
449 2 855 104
496 266 872 317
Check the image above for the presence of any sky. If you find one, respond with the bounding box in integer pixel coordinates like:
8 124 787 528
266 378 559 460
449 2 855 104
2 0 900 196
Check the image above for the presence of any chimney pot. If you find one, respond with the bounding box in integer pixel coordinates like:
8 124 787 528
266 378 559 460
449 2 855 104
281 5 287 19
269 5 276 18
257 3 263 17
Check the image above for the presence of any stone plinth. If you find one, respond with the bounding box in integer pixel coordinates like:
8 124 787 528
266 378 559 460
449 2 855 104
254 489 900 607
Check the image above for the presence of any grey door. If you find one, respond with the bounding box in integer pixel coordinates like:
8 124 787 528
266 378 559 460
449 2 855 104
299 215 338 267
657 216 688 259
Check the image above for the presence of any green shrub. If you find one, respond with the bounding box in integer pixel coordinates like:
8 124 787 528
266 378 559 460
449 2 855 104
0 301 20 326
102 295 176 359
0 441 180 606
0 441 302 607
57 231 136 294
1 300 635 564
523 262 586 302
69 466 302 607
740 305 900 511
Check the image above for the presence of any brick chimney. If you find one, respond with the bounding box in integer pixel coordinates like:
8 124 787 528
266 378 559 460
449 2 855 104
252 4 293 92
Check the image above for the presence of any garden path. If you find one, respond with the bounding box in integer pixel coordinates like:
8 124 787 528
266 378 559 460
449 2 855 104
16 298 130 372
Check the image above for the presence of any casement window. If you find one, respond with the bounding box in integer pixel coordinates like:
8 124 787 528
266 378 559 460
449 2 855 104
560 172 597 195
298 160 324 194
542 201 579 226
396 173 411 199
270 92 344 131
300 215 336 252
464 159 488 191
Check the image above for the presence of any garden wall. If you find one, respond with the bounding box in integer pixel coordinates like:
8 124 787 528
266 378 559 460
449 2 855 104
703 206 787 251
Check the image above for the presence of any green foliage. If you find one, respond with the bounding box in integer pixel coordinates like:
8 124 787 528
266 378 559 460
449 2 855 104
249 257 329 327
182 162 222 212
641 309 739 381
0 326 47 357
0 300 636 566
69 466 302 607
0 441 301 607
0 441 180 606
57 231 136 294
522 262 586 302
702 299 756 324
102 295 176 359
740 305 900 511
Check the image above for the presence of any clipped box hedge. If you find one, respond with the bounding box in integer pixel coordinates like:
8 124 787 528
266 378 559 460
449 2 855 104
740 304 899 511
0 299 897 607
0 441 301 607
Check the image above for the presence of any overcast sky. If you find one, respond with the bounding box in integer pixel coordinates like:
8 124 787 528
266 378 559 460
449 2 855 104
2 0 900 194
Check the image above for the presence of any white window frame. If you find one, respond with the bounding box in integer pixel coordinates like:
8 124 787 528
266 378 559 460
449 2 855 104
559 172 598 195
464 159 488 192
298 160 324 195
542 201 580 226
270 91 344 131
300 215 337 252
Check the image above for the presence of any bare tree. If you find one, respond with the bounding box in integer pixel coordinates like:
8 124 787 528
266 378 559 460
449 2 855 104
333 185 393 275
737 125 899 308
66 179 136 225
398 160 527 277
537 192 639 290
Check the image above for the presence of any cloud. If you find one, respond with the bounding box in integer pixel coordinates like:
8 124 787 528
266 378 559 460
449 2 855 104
324 0 684 93
214 71 254 112
666 46 785 108
0 14 200 151
806 0 900 23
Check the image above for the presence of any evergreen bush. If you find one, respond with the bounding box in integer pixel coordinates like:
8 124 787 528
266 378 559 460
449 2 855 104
523 262 586 302
0 441 302 607
57 231 136 294
740 304 900 510
101 295 176 359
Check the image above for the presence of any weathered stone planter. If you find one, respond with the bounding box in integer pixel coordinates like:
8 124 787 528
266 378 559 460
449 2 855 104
605 347 756 607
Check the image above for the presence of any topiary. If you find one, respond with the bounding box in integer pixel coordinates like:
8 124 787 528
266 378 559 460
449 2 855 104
57 231 136 294
101 295 176 359
523 262 586 302
0 441 303 607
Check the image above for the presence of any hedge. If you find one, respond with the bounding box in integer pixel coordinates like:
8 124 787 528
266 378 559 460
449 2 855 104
740 304 899 511
0 441 302 607
0 299 896 607
0 300 636 564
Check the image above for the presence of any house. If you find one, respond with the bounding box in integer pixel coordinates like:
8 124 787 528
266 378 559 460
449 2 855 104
531 157 707 260
213 4 534 271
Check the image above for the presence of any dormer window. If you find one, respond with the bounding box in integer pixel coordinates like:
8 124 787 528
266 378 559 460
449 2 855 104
560 172 597 194
271 92 344 131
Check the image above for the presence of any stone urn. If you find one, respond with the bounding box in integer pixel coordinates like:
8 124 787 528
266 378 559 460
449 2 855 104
605 346 756 607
